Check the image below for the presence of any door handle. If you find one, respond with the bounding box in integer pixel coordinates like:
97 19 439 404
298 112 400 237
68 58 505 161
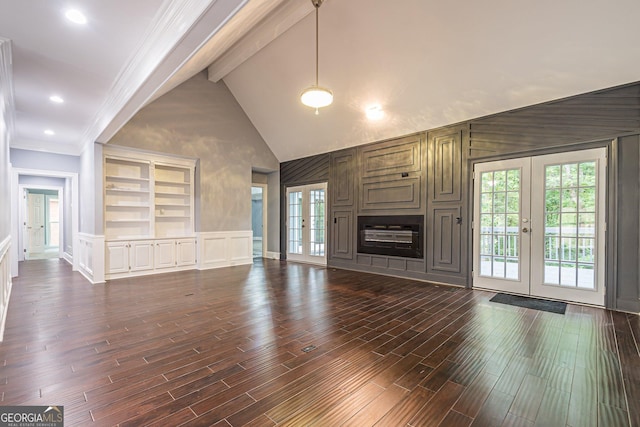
522 227 529 233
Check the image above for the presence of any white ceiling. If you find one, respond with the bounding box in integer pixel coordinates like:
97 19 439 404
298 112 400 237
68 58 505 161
3 0 640 161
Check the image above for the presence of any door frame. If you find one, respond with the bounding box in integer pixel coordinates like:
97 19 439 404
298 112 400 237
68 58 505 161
251 183 268 258
285 182 328 265
470 145 611 307
20 185 64 260
11 168 79 277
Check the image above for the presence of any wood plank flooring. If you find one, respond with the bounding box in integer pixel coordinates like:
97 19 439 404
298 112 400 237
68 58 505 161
1 259 639 426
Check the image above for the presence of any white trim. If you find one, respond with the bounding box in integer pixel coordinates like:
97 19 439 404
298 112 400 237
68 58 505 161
265 251 280 260
19 184 64 260
286 182 328 266
252 183 268 257
77 233 105 284
197 231 253 270
103 144 197 167
11 168 79 277
0 235 13 341
63 251 73 266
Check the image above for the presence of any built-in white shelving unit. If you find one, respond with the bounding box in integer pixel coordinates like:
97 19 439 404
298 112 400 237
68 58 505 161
103 147 197 280
104 157 152 239
154 163 194 238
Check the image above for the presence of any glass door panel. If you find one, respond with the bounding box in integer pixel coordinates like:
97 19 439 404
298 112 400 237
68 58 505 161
308 189 326 257
478 169 521 280
288 191 303 255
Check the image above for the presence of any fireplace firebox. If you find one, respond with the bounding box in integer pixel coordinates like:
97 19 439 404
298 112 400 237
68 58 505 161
357 215 423 259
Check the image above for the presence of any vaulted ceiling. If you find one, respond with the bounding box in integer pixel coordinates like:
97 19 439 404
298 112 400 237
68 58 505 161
3 0 640 161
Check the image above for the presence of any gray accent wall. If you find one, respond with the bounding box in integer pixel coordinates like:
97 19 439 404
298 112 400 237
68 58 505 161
616 135 640 313
108 71 279 234
282 81 640 312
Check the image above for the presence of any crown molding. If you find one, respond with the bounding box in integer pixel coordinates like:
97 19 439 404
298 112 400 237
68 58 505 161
88 0 248 148
0 37 16 145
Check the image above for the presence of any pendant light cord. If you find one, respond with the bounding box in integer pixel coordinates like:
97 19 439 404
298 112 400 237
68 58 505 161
315 3 319 86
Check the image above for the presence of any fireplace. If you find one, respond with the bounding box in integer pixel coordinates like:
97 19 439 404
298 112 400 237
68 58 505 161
357 215 423 259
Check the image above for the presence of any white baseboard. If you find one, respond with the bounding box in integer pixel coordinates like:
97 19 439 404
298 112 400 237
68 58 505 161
197 231 253 270
63 251 73 266
265 251 280 260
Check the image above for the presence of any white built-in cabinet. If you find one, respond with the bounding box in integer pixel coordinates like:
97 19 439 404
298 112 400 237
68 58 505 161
103 147 197 279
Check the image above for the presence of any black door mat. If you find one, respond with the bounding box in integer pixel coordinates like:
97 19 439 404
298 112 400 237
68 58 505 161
489 293 567 315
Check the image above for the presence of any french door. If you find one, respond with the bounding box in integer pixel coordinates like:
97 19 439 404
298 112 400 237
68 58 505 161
473 148 606 306
286 183 327 265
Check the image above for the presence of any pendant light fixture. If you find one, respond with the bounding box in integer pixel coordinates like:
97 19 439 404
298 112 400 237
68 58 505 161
300 0 333 114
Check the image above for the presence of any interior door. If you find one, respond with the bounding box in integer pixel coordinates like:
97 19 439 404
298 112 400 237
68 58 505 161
286 183 327 265
27 192 45 256
473 148 606 306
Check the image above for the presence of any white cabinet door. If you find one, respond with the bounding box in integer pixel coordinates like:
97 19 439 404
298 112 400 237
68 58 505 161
155 240 176 269
106 242 129 274
129 241 154 272
176 238 197 266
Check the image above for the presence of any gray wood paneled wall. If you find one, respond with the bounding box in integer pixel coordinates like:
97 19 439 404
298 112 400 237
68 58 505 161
280 81 640 313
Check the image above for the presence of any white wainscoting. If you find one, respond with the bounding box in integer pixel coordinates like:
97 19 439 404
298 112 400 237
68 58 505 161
197 231 253 270
77 233 105 284
0 235 13 341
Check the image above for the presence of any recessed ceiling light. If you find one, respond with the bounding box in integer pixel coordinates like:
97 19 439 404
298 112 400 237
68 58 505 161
366 105 384 121
49 95 64 104
65 9 87 25
44 129 55 136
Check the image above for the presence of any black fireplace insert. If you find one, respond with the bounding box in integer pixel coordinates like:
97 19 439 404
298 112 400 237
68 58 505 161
357 215 423 259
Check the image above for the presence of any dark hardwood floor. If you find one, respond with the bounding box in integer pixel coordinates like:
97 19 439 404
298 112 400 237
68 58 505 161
1 259 639 426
